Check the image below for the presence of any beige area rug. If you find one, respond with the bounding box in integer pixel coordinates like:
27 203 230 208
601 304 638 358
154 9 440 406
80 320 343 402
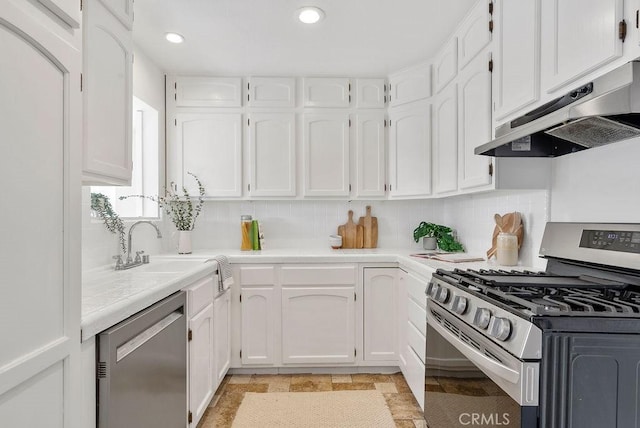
231 390 396 428
425 391 521 427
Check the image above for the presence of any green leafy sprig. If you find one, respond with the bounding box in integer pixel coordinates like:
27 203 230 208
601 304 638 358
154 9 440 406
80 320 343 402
120 172 206 231
90 193 127 253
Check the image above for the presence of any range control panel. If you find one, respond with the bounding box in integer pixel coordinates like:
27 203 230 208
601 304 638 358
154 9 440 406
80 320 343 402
580 229 640 254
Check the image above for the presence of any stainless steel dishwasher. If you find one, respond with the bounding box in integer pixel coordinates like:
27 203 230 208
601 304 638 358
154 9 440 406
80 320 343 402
97 291 187 428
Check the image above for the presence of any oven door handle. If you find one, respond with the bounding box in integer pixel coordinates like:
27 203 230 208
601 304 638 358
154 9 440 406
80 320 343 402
427 309 520 385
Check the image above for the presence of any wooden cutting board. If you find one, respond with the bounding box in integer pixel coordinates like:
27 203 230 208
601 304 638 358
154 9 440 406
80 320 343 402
486 212 524 259
359 205 378 248
339 210 364 249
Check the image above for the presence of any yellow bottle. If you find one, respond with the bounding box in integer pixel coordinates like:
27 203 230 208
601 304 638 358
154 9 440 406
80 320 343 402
241 215 253 251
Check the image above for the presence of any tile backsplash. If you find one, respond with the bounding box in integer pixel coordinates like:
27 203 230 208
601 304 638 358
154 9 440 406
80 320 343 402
83 187 549 271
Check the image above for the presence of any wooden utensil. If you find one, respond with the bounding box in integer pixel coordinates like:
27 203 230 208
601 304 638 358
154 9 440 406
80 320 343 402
494 213 504 233
487 212 524 259
359 206 378 248
356 224 364 249
343 210 358 249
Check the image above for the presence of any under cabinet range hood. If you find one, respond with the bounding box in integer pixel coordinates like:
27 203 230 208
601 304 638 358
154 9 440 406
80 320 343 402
476 61 640 157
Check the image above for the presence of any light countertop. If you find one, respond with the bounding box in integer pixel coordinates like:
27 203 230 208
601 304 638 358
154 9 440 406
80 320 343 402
82 248 542 342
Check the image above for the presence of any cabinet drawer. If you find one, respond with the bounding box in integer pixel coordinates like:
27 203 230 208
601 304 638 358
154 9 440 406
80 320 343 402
407 321 426 363
407 273 429 308
408 298 427 336
403 344 425 412
281 265 356 285
186 275 215 316
239 266 275 286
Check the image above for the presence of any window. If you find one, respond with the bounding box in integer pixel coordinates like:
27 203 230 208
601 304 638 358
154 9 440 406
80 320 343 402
92 97 160 218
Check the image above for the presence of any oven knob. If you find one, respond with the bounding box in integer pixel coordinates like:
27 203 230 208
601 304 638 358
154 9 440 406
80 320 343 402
488 317 512 341
426 282 438 298
451 295 468 315
435 286 450 304
473 308 491 329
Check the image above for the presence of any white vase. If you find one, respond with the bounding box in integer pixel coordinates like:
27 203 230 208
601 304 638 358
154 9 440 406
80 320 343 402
177 230 192 254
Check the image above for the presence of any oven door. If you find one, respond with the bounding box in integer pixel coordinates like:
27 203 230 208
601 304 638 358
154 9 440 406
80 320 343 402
425 300 539 428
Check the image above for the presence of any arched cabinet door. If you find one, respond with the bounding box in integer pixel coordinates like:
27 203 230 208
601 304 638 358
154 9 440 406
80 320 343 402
0 1 82 426
83 0 133 185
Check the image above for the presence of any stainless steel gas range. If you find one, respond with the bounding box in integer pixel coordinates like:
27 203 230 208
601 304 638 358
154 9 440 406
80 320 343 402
424 222 640 428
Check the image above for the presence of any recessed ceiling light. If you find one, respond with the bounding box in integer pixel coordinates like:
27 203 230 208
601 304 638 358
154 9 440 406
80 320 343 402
165 32 185 43
297 7 325 24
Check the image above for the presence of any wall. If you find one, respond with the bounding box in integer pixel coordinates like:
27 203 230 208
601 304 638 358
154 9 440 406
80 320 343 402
82 46 166 271
441 190 550 269
550 138 640 223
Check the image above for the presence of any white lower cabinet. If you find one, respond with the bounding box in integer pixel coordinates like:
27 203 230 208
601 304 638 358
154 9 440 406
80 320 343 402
363 268 398 361
184 274 216 427
241 287 277 365
214 290 231 387
281 287 356 364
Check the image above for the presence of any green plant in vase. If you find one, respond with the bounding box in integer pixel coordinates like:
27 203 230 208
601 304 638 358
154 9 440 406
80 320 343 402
413 222 464 252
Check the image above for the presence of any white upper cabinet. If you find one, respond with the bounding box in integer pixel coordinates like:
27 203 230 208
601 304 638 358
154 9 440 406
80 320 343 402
541 0 623 93
458 0 492 70
389 63 431 107
388 102 432 198
248 113 296 197
433 37 458 94
169 113 243 198
175 77 242 107
38 0 81 28
432 84 458 195
82 0 133 185
493 0 540 121
459 50 494 191
303 78 351 107
355 113 386 198
303 113 350 197
98 0 134 29
247 77 295 108
356 78 386 108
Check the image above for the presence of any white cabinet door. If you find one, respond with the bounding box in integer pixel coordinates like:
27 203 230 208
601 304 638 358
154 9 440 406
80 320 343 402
389 63 431 107
281 287 356 364
303 113 350 197
248 77 295 108
388 102 432 198
363 268 398 361
459 51 494 191
356 78 386 108
213 291 231 388
303 77 351 107
433 37 458 94
37 0 81 28
97 0 134 29
397 271 408 372
458 0 492 70
82 0 133 185
0 3 81 426
175 77 242 107
188 303 214 427
355 113 386 199
170 113 243 198
248 113 296 197
493 0 540 121
432 84 458 195
541 0 623 93
241 288 277 365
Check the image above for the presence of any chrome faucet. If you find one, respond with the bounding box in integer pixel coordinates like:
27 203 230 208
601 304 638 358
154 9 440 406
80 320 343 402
114 221 162 270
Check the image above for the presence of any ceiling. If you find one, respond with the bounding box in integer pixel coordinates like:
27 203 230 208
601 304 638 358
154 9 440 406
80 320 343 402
133 0 477 76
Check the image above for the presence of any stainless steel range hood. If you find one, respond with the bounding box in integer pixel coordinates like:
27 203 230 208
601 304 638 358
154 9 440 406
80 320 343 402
476 61 640 157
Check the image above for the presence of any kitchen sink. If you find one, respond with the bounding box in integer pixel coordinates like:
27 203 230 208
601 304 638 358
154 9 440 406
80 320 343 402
133 259 209 273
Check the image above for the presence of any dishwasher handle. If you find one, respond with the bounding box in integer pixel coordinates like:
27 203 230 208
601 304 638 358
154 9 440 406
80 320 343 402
116 310 183 362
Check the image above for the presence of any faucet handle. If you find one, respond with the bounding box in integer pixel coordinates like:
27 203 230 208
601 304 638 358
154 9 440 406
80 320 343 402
135 250 145 263
112 255 124 270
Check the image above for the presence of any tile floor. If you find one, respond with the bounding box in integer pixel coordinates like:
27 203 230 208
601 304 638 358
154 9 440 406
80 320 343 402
197 373 426 428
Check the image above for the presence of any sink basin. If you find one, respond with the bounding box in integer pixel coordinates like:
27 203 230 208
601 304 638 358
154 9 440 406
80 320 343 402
132 259 209 273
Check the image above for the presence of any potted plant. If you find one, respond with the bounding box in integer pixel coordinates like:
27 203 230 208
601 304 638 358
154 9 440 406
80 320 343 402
120 172 205 254
413 222 464 252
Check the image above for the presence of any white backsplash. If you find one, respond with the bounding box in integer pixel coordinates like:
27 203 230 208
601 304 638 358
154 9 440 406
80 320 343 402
441 190 550 269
